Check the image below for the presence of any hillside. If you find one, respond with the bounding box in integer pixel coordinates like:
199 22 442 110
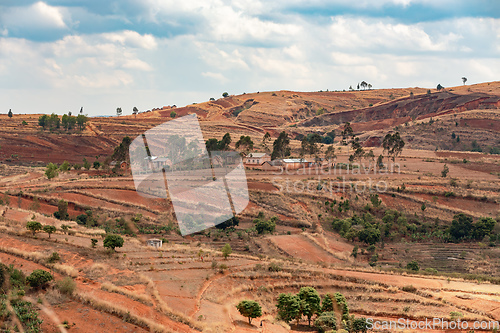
0 82 499 333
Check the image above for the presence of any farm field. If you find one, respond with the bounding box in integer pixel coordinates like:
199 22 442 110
0 82 499 332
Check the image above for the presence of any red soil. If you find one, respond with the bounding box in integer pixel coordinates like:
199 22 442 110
270 234 341 264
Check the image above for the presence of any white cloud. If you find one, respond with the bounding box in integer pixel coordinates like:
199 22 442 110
102 30 158 50
201 71 228 82
1 2 67 30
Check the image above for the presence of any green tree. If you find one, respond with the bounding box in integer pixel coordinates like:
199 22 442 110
91 238 98 248
236 300 262 324
26 221 42 236
83 158 91 170
170 110 177 118
462 77 467 85
406 260 420 271
271 131 291 160
43 225 56 238
93 161 101 169
352 317 369 333
59 161 70 171
276 293 301 324
45 163 59 180
8 109 13 118
222 92 229 97
262 132 272 152
235 135 254 151
221 243 232 259
109 136 132 165
38 114 48 129
219 133 231 151
472 217 496 240
321 293 334 312
298 287 321 326
103 234 124 251
133 106 139 115
26 269 53 289
76 114 88 130
55 199 69 220
449 213 473 241
116 107 122 116
437 84 444 91
441 164 449 177
255 216 276 234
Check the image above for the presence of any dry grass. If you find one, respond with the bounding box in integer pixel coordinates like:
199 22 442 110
51 263 78 277
74 291 167 333
101 282 153 306
140 274 210 332
0 245 49 263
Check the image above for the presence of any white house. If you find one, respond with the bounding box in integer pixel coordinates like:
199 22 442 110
146 238 163 248
243 152 271 165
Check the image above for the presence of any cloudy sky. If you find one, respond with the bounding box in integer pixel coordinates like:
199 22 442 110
1 0 499 116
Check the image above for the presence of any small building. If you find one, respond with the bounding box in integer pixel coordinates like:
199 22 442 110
244 153 271 166
146 238 163 248
110 160 128 169
262 158 313 172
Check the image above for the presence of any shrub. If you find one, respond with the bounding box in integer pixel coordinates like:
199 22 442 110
91 238 98 248
47 252 60 263
26 269 53 289
45 163 58 180
221 243 232 259
103 234 124 251
56 277 76 295
268 262 282 272
401 285 417 293
406 260 420 271
441 164 449 177
315 311 337 333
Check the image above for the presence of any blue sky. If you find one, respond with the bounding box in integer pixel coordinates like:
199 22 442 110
0 0 499 116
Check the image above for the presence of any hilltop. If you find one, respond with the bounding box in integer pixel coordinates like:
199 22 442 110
1 81 499 166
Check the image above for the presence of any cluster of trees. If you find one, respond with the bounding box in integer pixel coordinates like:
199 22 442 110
235 135 254 152
205 133 232 152
276 287 368 332
38 113 88 132
330 201 498 247
271 131 291 160
25 220 125 250
449 213 497 242
349 81 372 90
297 131 336 161
236 288 368 331
45 157 103 180
253 212 277 234
26 221 56 238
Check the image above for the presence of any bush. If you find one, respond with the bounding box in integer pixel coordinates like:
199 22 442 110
401 285 417 293
103 234 124 251
314 311 337 333
268 262 282 272
56 277 76 295
26 269 53 289
47 252 60 264
406 260 420 271
221 243 232 259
